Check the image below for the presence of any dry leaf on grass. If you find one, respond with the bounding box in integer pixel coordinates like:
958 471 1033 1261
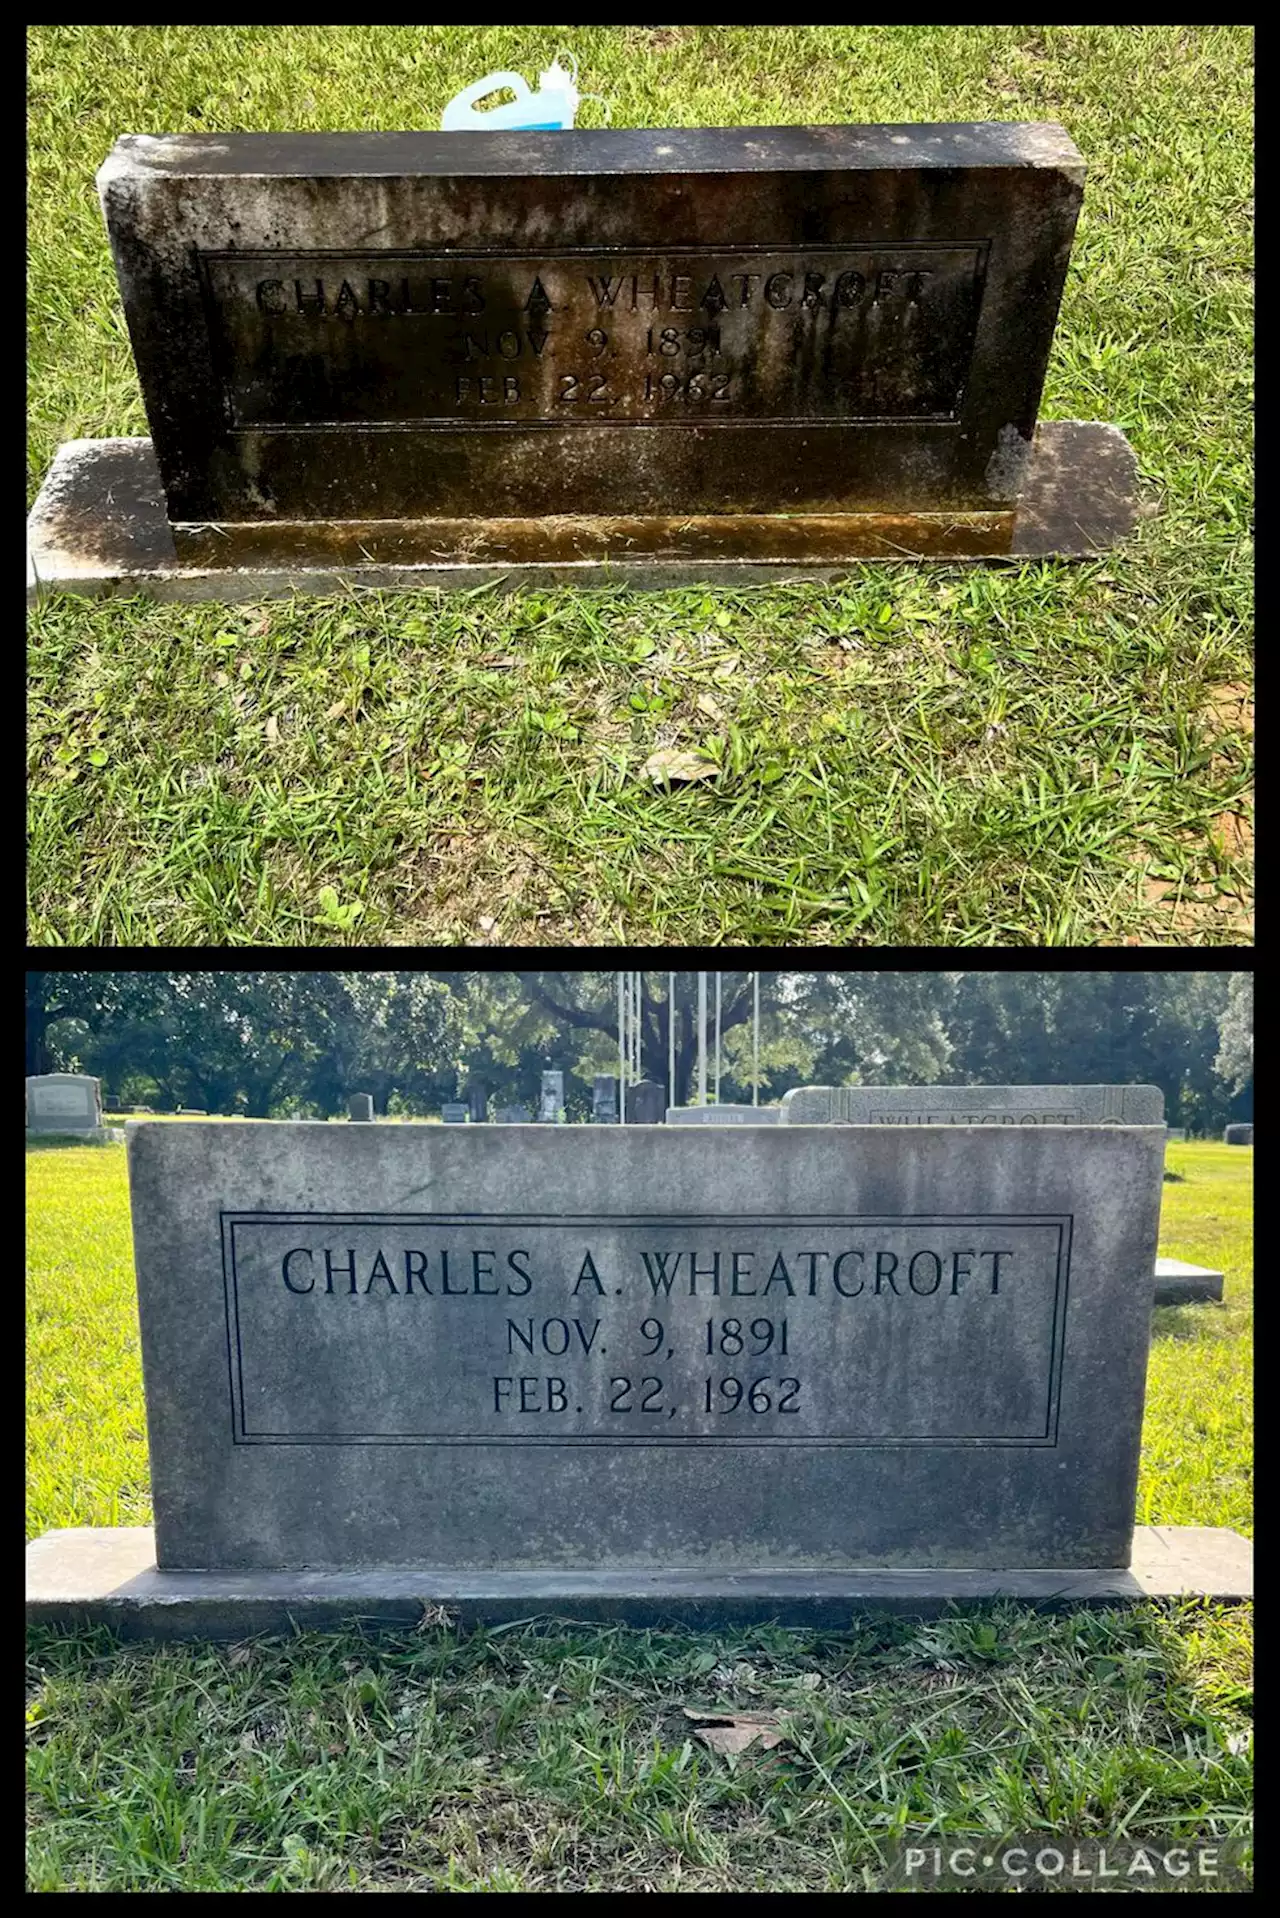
682 1707 789 1756
641 747 718 786
264 715 279 744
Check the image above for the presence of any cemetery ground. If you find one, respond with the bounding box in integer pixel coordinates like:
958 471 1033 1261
27 1140 1252 1890
27 25 1252 948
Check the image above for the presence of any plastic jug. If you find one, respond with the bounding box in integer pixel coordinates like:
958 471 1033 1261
440 56 580 131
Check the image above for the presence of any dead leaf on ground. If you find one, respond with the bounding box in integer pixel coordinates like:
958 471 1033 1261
695 691 724 720
641 747 718 786
682 1707 789 1756
264 714 279 744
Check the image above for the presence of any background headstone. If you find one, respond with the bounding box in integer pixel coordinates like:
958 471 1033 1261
26 1074 103 1133
666 1104 781 1125
467 1081 488 1124
625 1080 667 1125
1223 1124 1253 1146
539 1071 565 1124
348 1094 375 1123
592 1076 619 1124
441 1103 468 1124
781 1084 1165 1126
495 1104 532 1125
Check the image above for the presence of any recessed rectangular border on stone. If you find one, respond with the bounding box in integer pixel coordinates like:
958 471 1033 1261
219 1208 1072 1448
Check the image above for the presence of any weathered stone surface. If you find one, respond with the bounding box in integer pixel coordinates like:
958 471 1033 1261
26 1524 1253 1639
124 1118 1164 1573
97 125 1086 527
666 1105 781 1124
592 1076 618 1124
624 1080 666 1125
495 1105 532 1125
1152 1259 1224 1307
440 1103 468 1124
466 1081 488 1124
1224 1124 1253 1146
539 1071 565 1123
26 1073 102 1132
26 424 1141 597
348 1094 374 1123
781 1084 1164 1126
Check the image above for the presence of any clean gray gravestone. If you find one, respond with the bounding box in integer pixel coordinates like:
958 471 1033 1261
28 125 1140 601
467 1081 488 1124
1224 1124 1253 1146
592 1076 619 1124
667 1104 781 1125
625 1080 667 1125
25 1118 1250 1634
441 1104 469 1124
539 1072 566 1124
782 1084 1165 1125
26 1073 104 1136
348 1095 375 1123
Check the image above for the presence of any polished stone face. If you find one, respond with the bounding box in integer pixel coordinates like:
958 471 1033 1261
98 124 1084 526
126 1119 1163 1573
666 1105 781 1124
781 1084 1165 1125
26 1073 102 1130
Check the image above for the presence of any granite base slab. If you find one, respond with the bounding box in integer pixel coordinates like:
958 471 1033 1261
1153 1258 1226 1306
27 421 1140 602
27 1525 1251 1639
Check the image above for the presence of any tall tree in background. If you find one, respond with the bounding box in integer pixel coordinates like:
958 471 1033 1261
1214 972 1253 1096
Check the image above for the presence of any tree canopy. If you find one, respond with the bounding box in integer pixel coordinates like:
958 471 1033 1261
26 969 1251 1132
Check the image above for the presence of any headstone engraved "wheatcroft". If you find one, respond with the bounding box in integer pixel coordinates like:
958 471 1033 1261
123 1120 1166 1574
781 1084 1165 1126
20 123 1144 598
95 126 1089 528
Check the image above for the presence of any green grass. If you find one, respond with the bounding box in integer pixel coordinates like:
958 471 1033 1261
27 25 1252 946
27 1139 1252 1889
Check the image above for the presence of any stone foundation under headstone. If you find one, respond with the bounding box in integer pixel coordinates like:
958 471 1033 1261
25 1524 1253 1638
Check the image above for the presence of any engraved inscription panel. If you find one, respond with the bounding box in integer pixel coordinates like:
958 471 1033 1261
222 1211 1069 1446
199 246 989 429
31 1085 94 1117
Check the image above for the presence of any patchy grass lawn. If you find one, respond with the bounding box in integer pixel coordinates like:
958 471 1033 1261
26 24 1252 946
26 1139 1252 1889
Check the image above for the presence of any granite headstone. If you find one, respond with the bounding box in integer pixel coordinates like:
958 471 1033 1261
781 1084 1165 1126
1224 1124 1253 1146
539 1072 566 1124
26 1073 103 1134
592 1076 619 1124
441 1103 469 1124
625 1080 667 1125
667 1104 781 1125
118 1117 1166 1573
26 123 1141 600
348 1094 375 1123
